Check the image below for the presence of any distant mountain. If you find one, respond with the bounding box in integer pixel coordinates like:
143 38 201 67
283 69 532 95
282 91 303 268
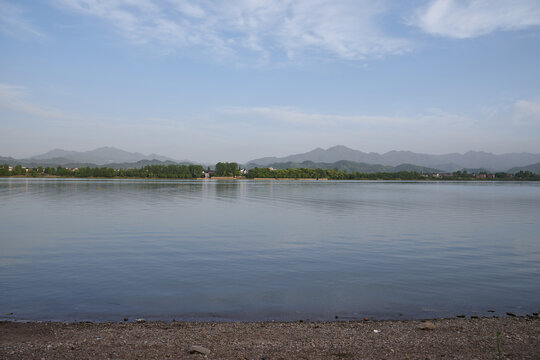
0 157 190 170
30 147 176 165
247 145 540 172
506 162 540 174
248 160 441 174
0 156 96 168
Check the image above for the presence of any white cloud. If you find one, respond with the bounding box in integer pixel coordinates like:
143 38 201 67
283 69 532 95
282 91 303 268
0 0 45 38
412 0 540 38
0 84 64 118
512 99 540 124
54 0 410 61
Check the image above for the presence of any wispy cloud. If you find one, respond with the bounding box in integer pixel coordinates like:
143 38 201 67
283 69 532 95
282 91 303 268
54 0 411 61
0 84 64 118
411 0 540 38
0 0 45 39
512 98 540 125
220 106 409 127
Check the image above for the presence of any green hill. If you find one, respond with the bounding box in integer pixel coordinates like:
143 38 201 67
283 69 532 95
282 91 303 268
247 160 441 174
506 162 540 174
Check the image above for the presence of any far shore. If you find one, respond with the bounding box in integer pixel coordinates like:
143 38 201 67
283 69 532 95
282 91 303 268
2 317 539 359
2 175 539 182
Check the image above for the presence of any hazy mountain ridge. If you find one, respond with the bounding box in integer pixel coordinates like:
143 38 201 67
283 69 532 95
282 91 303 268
506 162 540 174
0 157 186 170
30 147 177 165
247 145 540 172
0 156 96 169
3 146 540 173
1 147 189 169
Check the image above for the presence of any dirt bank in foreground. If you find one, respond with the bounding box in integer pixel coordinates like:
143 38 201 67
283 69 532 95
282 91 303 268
1 317 539 359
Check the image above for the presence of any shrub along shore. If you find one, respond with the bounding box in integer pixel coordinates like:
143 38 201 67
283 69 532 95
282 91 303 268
1 163 540 180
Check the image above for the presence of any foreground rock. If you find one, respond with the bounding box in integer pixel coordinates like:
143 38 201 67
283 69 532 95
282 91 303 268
189 345 211 355
418 321 436 330
1 317 539 359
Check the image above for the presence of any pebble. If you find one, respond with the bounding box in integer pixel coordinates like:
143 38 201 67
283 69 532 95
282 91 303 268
487 310 495 313
189 345 211 355
136 318 146 323
456 315 465 318
363 317 369 321
471 315 479 319
506 312 517 317
419 322 436 330
123 318 128 322
533 312 539 317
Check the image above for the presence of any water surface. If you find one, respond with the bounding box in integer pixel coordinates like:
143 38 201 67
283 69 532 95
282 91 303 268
1 178 539 321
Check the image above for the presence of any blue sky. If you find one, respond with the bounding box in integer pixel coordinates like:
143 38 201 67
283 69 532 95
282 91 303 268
1 0 540 163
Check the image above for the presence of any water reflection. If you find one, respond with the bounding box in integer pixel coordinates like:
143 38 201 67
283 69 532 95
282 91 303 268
0 178 539 321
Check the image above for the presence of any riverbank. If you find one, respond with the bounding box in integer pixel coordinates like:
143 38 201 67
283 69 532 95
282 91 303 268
2 317 539 359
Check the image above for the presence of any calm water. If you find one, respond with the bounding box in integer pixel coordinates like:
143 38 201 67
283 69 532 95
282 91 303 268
1 178 539 321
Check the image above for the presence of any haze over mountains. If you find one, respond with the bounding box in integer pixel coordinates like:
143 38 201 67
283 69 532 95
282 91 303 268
2 146 540 173
0 147 189 169
31 147 177 165
247 145 540 172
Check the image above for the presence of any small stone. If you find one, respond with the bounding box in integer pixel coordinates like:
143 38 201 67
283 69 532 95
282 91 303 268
487 310 495 313
506 312 516 317
419 321 435 330
373 329 381 333
335 315 339 319
123 318 128 322
299 319 303 323
136 318 146 323
189 345 211 355
363 317 369 321
456 315 465 318
471 315 479 319
533 312 539 316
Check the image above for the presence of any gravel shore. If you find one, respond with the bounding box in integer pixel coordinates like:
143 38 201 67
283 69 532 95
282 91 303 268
1 317 539 359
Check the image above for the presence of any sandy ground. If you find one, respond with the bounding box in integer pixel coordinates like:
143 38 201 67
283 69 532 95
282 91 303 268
1 317 539 359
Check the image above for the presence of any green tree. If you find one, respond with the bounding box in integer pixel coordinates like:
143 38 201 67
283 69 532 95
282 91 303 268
0 164 11 176
12 165 25 176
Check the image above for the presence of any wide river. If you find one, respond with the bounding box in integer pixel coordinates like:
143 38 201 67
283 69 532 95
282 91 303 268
1 178 539 321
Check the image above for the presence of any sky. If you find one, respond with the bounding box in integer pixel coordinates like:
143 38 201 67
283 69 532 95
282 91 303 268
1 0 540 163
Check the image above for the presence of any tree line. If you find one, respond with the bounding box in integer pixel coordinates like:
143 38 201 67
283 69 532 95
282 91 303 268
0 164 204 178
246 167 433 180
1 163 539 180
245 167 540 181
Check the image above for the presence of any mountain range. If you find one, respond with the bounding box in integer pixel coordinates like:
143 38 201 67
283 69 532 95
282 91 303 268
30 147 177 165
2 146 540 173
247 145 540 172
